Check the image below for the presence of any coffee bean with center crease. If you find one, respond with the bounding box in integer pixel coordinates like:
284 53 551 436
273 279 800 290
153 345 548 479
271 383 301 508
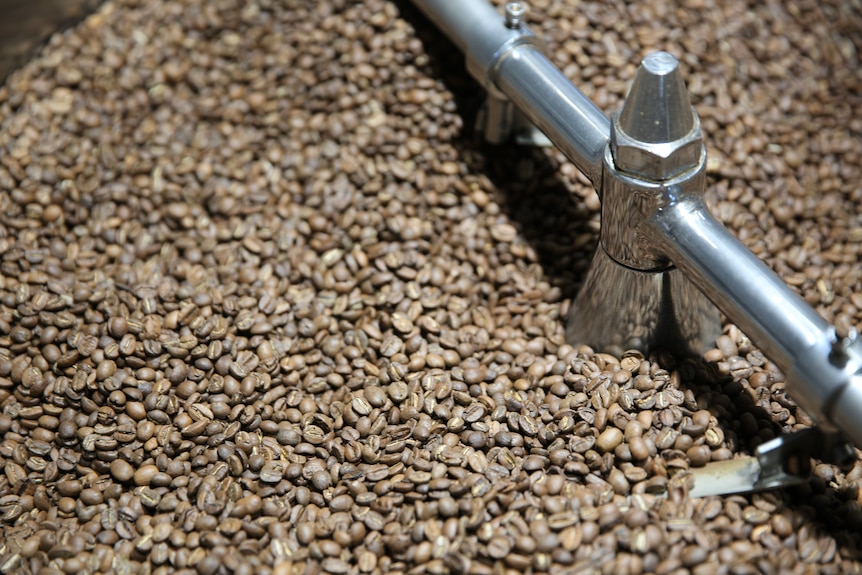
0 0 859 573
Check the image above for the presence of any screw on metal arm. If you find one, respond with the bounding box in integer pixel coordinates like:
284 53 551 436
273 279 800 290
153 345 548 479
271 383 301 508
504 3 526 29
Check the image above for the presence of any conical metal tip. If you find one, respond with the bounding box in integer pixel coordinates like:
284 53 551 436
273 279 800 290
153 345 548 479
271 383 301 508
617 52 694 143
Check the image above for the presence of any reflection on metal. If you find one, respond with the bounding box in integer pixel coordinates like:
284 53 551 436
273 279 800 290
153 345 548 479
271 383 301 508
688 427 855 497
566 247 719 358
569 51 721 356
651 190 862 449
0 0 103 82
613 52 702 181
411 0 862 456
475 95 553 147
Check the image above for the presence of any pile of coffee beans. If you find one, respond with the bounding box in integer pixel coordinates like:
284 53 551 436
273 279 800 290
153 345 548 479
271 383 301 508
1 0 861 573
0 0 103 81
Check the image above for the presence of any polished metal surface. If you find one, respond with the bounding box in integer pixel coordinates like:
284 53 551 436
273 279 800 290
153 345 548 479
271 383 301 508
413 0 862 453
612 52 704 181
569 51 721 356
617 52 694 144
410 0 610 186
579 53 710 279
565 246 720 357
494 46 610 186
650 192 827 368
598 149 706 271
646 184 862 448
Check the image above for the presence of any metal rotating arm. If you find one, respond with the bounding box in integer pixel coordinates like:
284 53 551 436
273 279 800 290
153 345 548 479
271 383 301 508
409 0 862 467
409 0 609 186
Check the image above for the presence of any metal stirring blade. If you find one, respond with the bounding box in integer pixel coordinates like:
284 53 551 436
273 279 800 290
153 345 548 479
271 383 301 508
687 427 855 498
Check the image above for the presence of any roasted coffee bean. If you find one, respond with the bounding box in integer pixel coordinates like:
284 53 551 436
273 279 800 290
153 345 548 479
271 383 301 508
0 0 859 573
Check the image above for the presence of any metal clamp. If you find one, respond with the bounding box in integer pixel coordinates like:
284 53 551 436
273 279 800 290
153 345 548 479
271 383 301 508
688 427 855 497
411 0 862 477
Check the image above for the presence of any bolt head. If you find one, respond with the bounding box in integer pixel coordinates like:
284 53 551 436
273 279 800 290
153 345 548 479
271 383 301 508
505 3 526 28
611 110 704 180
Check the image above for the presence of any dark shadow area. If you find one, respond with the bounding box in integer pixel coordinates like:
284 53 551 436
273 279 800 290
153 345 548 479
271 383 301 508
686 354 862 560
0 0 105 84
397 3 862 560
394 0 600 302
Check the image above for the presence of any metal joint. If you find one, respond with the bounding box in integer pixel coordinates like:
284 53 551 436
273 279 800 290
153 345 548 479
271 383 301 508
567 51 721 356
504 2 526 29
464 14 543 100
611 112 704 182
412 0 862 483
598 52 709 272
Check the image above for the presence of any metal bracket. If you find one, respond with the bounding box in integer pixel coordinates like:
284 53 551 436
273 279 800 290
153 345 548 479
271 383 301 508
688 427 854 497
475 96 552 147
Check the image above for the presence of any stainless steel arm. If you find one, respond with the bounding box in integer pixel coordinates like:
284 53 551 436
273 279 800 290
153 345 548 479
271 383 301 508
408 0 503 58
409 0 862 452
409 0 610 186
494 46 610 187
651 191 826 369
651 191 862 448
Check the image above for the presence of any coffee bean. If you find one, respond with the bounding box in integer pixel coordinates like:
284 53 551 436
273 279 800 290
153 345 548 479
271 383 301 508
687 445 712 467
486 536 511 559
1 0 859 573
681 544 709 567
134 464 159 487
596 427 623 452
110 459 134 483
